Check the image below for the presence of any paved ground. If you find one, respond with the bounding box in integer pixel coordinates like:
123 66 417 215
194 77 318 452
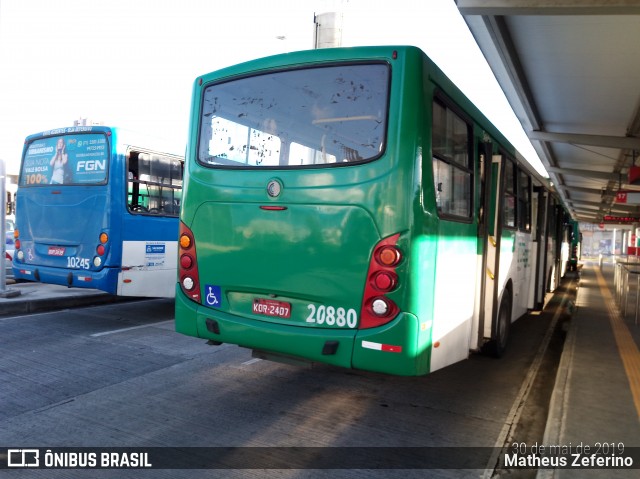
9 265 638 478
0 289 571 478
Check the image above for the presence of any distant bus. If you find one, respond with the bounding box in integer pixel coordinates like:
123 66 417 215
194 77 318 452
567 219 581 272
13 126 183 297
175 46 572 375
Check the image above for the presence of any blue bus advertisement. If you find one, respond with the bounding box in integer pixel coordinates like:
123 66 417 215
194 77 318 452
21 131 108 186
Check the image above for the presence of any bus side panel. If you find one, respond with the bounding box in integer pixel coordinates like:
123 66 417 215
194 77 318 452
117 240 177 297
428 220 478 372
493 229 533 321
513 231 533 316
406 234 439 375
119 214 179 298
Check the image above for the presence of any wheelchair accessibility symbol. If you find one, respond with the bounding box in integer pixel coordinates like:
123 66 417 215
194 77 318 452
205 285 222 307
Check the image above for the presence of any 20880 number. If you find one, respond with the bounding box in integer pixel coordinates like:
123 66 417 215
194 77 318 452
306 304 358 328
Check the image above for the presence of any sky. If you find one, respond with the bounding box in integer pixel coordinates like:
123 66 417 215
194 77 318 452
0 0 546 177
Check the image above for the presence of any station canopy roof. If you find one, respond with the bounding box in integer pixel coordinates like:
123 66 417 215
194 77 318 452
457 0 640 224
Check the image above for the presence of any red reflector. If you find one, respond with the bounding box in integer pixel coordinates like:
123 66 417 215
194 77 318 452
96 245 105 256
51 191 62 195
259 206 287 211
124 279 132 283
381 344 402 353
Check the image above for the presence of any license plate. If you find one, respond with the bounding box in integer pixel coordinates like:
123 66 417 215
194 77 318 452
48 246 66 256
253 298 291 319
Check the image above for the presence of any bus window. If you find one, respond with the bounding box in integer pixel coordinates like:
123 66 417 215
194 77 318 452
207 116 282 166
432 99 472 218
198 63 389 168
503 159 516 228
128 150 182 216
289 142 337 165
518 168 531 231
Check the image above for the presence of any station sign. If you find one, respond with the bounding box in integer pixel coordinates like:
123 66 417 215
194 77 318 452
615 191 640 204
602 215 640 224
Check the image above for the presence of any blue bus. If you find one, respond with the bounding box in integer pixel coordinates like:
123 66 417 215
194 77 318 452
13 126 183 297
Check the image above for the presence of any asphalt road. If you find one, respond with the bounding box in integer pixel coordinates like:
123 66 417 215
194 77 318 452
0 287 574 479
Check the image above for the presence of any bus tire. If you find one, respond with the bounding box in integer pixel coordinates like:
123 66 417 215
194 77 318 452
488 293 511 358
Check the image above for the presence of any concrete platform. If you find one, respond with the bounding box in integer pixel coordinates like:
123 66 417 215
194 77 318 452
538 260 640 478
0 280 120 317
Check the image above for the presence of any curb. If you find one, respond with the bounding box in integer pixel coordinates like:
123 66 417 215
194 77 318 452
534 278 581 479
0 291 123 317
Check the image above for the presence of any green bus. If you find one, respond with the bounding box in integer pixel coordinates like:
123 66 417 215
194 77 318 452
175 45 571 376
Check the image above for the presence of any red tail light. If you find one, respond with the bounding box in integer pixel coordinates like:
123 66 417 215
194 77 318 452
179 221 201 302
359 234 402 329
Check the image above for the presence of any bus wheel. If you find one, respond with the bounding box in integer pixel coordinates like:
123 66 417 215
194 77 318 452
488 294 511 358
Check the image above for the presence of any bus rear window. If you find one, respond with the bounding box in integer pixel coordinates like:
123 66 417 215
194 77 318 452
20 134 109 186
198 63 389 168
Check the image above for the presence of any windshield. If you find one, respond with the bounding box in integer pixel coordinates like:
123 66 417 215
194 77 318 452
198 63 389 168
20 133 109 186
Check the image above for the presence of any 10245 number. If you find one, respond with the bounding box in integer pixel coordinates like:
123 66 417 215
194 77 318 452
67 257 90 269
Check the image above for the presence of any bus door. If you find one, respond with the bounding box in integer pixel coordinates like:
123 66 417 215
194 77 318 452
532 186 550 309
476 146 506 353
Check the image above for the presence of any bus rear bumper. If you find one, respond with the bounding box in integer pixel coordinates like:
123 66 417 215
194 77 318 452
12 263 118 295
175 289 356 368
175 289 428 376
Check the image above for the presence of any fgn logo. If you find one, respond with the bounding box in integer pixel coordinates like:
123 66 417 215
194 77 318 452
76 160 106 172
7 449 40 467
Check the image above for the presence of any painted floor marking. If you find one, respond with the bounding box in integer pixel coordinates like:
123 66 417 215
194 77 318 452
241 358 262 366
90 319 174 337
595 265 640 422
